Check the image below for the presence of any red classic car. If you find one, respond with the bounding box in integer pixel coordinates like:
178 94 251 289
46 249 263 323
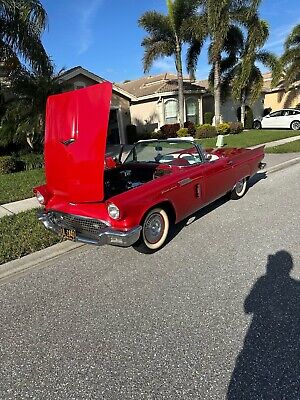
34 82 265 252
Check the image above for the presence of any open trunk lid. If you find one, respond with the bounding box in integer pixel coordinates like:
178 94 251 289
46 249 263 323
45 82 112 203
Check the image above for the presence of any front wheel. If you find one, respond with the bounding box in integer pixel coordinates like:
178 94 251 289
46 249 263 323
253 120 262 130
231 178 247 199
134 207 169 253
291 120 300 131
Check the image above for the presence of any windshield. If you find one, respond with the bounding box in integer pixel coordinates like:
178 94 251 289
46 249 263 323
124 140 203 166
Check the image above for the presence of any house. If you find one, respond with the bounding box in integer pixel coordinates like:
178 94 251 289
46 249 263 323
59 66 133 145
116 73 206 133
196 79 264 122
262 72 300 111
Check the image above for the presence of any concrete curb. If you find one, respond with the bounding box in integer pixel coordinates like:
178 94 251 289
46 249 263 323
0 241 85 283
1 155 300 282
266 155 300 174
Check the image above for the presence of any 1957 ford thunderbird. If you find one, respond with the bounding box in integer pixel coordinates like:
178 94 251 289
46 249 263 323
34 82 265 252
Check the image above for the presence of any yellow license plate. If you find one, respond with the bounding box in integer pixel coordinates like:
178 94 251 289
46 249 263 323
60 228 76 241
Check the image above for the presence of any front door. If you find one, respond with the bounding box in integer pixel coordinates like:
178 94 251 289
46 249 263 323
202 158 235 203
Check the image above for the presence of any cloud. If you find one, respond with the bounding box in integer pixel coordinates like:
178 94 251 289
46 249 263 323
264 20 300 53
78 0 103 55
152 57 175 72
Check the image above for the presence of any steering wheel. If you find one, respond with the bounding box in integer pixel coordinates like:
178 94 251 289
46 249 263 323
177 152 197 163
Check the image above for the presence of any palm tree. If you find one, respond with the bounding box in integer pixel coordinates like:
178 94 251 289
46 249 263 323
0 66 65 149
220 17 281 126
187 0 261 125
139 0 200 127
281 24 300 88
0 0 50 73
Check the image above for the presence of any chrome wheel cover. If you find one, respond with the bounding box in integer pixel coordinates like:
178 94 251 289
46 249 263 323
144 213 165 244
291 121 300 130
235 179 245 195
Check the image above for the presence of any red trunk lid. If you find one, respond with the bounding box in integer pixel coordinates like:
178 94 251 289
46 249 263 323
45 82 112 203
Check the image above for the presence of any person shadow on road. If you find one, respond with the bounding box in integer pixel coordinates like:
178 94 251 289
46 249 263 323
227 251 300 400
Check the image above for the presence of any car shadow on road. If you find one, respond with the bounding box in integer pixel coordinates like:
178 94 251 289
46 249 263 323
167 172 267 244
227 250 300 400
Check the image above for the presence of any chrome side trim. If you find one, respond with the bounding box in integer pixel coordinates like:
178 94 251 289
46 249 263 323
178 177 192 186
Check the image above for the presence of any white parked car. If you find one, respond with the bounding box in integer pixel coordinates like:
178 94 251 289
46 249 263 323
253 109 300 130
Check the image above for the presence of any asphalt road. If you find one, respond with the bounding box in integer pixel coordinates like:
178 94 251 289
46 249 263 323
0 164 300 400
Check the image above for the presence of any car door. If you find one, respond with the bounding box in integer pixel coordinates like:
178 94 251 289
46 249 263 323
201 157 235 204
262 111 282 128
279 110 292 128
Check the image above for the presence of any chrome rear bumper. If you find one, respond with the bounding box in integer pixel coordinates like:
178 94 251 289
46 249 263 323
38 212 142 247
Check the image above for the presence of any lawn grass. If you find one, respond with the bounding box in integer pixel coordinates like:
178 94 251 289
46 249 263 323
0 168 45 205
0 209 60 265
266 139 300 153
197 129 300 149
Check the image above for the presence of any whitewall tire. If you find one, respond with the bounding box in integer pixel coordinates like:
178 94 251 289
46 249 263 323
135 207 169 253
231 178 247 199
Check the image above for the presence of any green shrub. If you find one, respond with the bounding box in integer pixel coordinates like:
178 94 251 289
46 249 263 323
245 108 254 129
216 122 230 135
18 154 44 170
229 122 244 134
150 130 164 139
126 124 138 144
177 128 189 137
184 121 196 136
204 112 214 125
0 156 18 174
195 124 217 139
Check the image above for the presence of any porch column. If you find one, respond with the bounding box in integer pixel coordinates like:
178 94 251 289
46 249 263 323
117 108 126 144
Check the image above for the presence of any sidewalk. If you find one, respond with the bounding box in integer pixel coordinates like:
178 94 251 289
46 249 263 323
1 134 300 220
0 197 40 218
250 134 300 149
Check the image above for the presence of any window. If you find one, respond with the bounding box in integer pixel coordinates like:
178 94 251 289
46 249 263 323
269 111 282 117
164 99 178 124
186 98 199 124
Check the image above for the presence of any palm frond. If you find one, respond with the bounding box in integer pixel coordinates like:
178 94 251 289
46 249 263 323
142 41 175 73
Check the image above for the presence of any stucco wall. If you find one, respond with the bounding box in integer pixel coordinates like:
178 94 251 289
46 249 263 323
63 74 101 90
130 100 160 134
202 94 264 122
221 96 264 121
264 88 300 111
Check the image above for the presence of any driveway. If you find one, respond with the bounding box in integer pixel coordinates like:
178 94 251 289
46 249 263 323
0 164 299 399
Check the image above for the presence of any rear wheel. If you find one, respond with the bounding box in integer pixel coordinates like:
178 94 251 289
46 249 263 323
231 178 247 199
134 207 169 253
291 120 300 131
253 120 262 130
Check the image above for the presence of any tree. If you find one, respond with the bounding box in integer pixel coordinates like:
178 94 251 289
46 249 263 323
0 0 50 73
138 0 200 127
220 17 280 126
0 66 65 150
281 24 300 88
187 0 261 125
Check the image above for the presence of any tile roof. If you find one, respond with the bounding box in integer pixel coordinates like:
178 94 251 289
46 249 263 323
117 73 205 98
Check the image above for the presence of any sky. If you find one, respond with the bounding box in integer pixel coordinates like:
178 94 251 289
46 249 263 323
40 0 300 83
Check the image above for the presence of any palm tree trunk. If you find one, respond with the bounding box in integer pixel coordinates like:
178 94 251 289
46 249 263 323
214 57 221 125
175 41 184 128
241 90 246 127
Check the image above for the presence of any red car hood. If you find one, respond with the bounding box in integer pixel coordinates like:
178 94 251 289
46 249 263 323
45 82 112 203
